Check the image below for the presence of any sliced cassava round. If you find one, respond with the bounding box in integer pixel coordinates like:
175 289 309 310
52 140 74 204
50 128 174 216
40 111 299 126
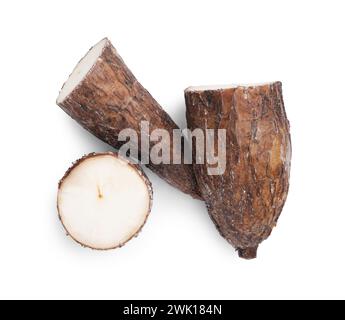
185 82 291 259
57 152 153 250
56 38 201 200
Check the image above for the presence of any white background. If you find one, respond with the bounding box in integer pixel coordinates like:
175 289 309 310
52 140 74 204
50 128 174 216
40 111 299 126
0 0 344 300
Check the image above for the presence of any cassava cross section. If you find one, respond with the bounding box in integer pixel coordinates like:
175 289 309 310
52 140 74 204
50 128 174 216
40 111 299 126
185 82 291 259
57 38 201 200
57 152 153 250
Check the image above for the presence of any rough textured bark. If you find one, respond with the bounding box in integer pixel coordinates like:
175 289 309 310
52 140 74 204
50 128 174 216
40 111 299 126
185 82 291 259
57 39 201 200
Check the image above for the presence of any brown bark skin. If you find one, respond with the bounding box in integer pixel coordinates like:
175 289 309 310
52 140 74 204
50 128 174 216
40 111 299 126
185 82 291 259
57 39 201 200
58 152 153 250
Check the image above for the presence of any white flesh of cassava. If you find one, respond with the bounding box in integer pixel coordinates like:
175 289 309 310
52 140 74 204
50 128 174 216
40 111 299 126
58 153 152 250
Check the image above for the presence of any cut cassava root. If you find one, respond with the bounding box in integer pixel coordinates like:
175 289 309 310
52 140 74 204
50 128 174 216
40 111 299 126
57 152 153 250
57 38 201 200
185 82 291 259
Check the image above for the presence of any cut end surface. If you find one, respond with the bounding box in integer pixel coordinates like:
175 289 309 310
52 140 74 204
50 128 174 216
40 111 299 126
57 152 153 250
185 82 278 93
57 38 110 104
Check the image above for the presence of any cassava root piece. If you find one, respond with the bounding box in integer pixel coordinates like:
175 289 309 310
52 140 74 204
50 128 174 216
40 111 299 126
185 82 291 259
57 152 153 250
57 38 201 200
